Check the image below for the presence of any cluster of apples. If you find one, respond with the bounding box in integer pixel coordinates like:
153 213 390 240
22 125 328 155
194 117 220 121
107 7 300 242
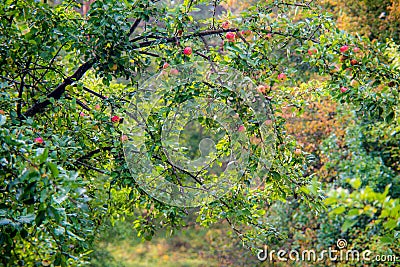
340 45 360 66
171 21 273 61
339 45 362 93
222 21 258 42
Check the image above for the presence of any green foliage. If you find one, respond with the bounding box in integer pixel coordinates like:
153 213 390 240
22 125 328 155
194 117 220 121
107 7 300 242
0 0 399 266
0 108 95 266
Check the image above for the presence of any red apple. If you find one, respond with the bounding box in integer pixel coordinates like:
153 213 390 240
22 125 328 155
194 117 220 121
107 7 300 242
170 69 179 75
238 125 245 132
221 21 230 29
0 110 4 115
111 115 120 123
183 47 192 55
350 59 358 65
353 47 360 53
226 32 236 41
163 62 170 69
308 48 317 56
340 87 348 93
340 45 349 53
34 137 44 144
277 73 287 80
79 112 85 117
257 85 266 94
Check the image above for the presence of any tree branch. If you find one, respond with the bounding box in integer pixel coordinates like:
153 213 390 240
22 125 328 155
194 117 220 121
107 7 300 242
135 28 240 48
129 18 142 36
82 86 107 99
75 146 112 163
23 58 96 117
17 58 32 117
23 23 314 117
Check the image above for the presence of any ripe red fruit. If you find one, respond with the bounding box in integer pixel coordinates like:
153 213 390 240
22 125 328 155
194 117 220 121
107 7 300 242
226 32 236 41
340 87 348 93
257 85 266 94
308 48 317 56
238 125 245 132
183 47 192 55
34 137 44 144
340 45 349 53
170 69 179 75
277 73 287 80
111 115 120 123
79 112 85 117
353 47 360 53
350 59 358 65
0 110 4 115
221 21 230 29
163 62 170 69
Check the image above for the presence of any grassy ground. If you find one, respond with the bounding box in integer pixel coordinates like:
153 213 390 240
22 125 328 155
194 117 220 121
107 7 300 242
90 219 255 267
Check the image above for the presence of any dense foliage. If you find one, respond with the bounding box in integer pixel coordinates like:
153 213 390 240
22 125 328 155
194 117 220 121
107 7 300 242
0 0 399 266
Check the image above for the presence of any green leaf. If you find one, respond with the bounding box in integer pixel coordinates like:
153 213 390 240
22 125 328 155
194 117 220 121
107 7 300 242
383 219 398 230
324 197 337 205
0 115 6 126
17 214 35 224
349 178 361 190
35 210 46 227
36 148 49 164
66 230 84 241
0 218 12 226
380 236 394 244
54 226 65 236
385 111 395 123
347 208 361 216
47 162 59 177
341 219 357 232
330 206 346 215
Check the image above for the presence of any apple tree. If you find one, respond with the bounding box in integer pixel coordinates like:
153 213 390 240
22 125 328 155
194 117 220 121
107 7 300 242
0 0 398 266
